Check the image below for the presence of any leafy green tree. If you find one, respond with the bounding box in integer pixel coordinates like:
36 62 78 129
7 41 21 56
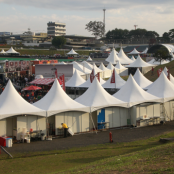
106 28 129 40
154 49 172 64
168 29 174 40
162 32 170 42
85 21 105 38
52 36 66 48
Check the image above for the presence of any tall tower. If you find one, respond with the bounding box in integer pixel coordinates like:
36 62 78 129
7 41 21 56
134 25 138 30
103 9 106 37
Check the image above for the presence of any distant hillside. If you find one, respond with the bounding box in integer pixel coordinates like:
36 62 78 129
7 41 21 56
144 60 174 82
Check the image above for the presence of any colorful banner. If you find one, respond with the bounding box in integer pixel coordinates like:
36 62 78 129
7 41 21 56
167 69 170 80
90 69 100 83
9 61 15 72
157 68 163 77
110 69 115 83
59 74 65 91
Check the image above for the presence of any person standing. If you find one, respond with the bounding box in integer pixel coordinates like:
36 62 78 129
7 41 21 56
61 123 68 138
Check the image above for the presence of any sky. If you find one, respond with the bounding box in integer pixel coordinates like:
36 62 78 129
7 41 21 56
0 0 174 37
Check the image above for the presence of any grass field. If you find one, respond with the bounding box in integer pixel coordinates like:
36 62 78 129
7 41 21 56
1 131 174 174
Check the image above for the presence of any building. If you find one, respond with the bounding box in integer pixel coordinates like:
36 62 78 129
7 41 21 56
47 21 66 37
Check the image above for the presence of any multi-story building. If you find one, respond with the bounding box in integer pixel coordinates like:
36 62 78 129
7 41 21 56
47 21 66 37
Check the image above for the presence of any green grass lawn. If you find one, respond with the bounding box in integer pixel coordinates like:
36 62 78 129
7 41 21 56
1 131 174 174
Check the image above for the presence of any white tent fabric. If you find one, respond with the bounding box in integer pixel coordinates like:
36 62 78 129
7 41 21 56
99 62 112 78
99 62 110 71
80 61 93 70
0 80 46 120
35 75 44 79
113 75 161 107
6 47 19 54
128 48 140 55
71 61 91 74
65 69 86 87
130 56 136 61
102 69 126 89
115 61 127 70
0 49 7 54
105 48 120 64
117 48 133 64
133 68 152 89
148 59 169 65
87 56 92 61
140 48 148 54
126 55 153 68
67 48 78 55
163 67 174 84
75 77 128 111
107 62 115 70
147 72 174 102
93 63 103 73
33 79 89 116
73 68 85 76
59 61 67 64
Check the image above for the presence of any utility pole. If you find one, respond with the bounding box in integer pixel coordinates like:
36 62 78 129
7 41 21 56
134 25 138 30
103 9 106 37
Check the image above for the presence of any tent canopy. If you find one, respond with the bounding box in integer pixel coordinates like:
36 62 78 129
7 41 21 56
118 48 133 64
126 55 153 68
133 68 152 89
113 75 161 107
75 77 128 111
130 56 135 61
87 56 92 61
80 61 93 70
163 67 174 84
115 61 127 70
128 48 140 55
148 58 169 65
0 80 46 120
147 72 174 102
22 85 42 91
30 78 62 85
0 49 7 54
71 61 91 74
6 47 19 54
67 48 78 55
99 62 110 71
65 69 86 87
33 79 89 116
107 62 115 70
105 48 120 64
140 47 148 54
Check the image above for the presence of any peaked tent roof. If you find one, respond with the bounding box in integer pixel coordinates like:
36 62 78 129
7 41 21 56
148 59 169 65
105 48 120 64
75 77 127 111
128 48 140 54
80 61 93 70
67 48 78 55
126 55 153 68
6 47 19 54
71 61 91 74
118 48 133 64
147 72 174 102
140 47 148 54
130 56 136 61
163 67 174 84
65 69 86 87
93 63 103 73
113 75 161 107
59 61 67 64
73 68 85 76
33 79 89 116
0 49 7 54
133 68 152 89
115 60 127 70
102 69 126 89
0 80 46 120
99 62 111 71
87 56 92 61
107 62 115 70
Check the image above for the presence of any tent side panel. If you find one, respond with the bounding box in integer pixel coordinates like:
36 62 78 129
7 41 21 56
154 104 160 124
112 107 120 127
0 119 6 137
130 106 136 126
105 107 113 128
6 117 13 136
81 112 90 132
27 116 37 131
17 116 27 140
142 67 152 74
164 102 171 121
72 111 82 133
65 112 73 129
170 101 174 121
147 105 154 125
37 117 46 136
120 108 129 126
55 113 65 135
90 111 97 131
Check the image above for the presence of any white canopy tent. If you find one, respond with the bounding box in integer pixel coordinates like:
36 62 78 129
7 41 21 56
67 48 78 55
128 48 140 55
148 59 169 65
80 61 93 70
147 72 174 102
99 62 112 78
107 62 115 70
33 79 89 116
113 75 161 107
0 80 46 120
105 48 120 64
87 56 93 61
102 69 126 89
71 61 91 74
140 47 148 54
6 47 19 54
133 68 153 89
65 69 86 87
59 61 67 64
163 67 174 84
0 49 7 54
75 77 128 112
115 61 127 70
114 60 128 76
117 48 133 64
130 56 136 61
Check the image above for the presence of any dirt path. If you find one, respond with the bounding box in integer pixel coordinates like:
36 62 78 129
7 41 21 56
6 121 174 154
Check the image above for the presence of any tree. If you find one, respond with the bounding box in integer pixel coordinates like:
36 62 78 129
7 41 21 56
162 32 170 42
85 21 105 38
52 36 66 48
168 29 174 41
154 49 172 64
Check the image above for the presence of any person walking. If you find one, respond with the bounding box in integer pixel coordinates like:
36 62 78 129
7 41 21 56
61 123 68 138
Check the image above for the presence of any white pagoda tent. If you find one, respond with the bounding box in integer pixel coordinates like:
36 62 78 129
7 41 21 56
102 69 126 89
0 80 46 120
6 47 19 54
105 48 120 64
117 48 133 64
0 49 7 54
87 56 92 61
99 62 112 78
128 48 140 55
140 48 148 54
115 60 127 70
65 69 86 87
71 61 91 74
114 60 128 76
133 68 153 89
107 62 115 70
67 48 78 55
147 72 174 102
113 75 161 107
75 77 127 111
33 79 89 116
130 56 136 61
163 67 174 84
80 61 93 70
148 59 169 65
59 61 67 64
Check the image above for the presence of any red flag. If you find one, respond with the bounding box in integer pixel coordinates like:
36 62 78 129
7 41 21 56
167 69 170 80
110 69 115 83
55 69 58 79
95 72 100 82
90 69 94 83
59 74 65 91
157 68 163 77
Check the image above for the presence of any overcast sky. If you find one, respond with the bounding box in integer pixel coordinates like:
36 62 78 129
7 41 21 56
0 0 173 36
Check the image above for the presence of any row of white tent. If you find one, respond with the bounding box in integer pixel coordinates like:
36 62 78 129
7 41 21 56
128 47 148 55
0 47 19 54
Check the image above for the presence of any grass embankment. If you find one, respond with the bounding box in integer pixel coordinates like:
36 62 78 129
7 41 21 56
0 131 174 174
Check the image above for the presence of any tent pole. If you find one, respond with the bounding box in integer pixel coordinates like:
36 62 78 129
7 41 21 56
90 107 97 134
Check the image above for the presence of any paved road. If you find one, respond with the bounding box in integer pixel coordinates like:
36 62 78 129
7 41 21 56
6 121 174 154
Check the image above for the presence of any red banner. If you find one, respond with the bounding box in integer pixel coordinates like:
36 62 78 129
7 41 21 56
95 72 100 82
90 69 94 83
110 69 115 83
59 74 65 91
157 68 163 77
167 69 170 80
